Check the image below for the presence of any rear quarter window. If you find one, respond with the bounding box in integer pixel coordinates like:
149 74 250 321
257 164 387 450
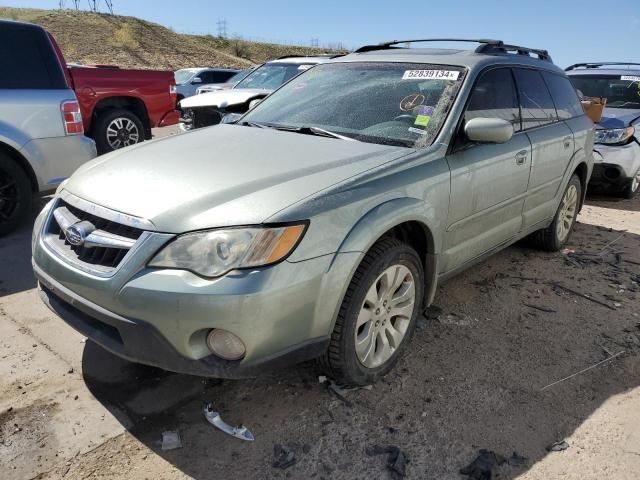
542 72 584 119
0 24 67 90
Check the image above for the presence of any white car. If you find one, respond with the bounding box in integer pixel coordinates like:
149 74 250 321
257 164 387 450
179 56 341 130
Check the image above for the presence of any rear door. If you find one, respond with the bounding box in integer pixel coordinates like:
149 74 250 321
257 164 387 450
0 22 73 144
514 68 575 229
443 67 532 273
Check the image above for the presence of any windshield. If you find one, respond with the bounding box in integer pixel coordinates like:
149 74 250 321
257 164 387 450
569 74 640 108
175 69 198 85
228 69 252 84
242 62 465 148
235 62 315 90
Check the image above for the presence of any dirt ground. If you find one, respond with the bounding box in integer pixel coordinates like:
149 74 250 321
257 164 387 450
1 184 639 479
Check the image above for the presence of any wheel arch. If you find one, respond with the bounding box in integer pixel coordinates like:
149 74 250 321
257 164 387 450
92 96 151 139
573 161 589 211
333 197 439 307
0 141 39 192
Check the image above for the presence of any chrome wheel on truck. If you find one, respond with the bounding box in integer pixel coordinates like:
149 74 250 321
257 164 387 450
93 108 145 154
106 117 140 150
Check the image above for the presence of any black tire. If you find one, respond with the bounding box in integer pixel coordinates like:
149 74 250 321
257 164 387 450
320 237 424 386
93 109 145 154
531 174 582 251
0 154 32 236
621 171 640 199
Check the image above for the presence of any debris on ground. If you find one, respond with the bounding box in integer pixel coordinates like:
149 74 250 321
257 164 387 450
523 302 556 313
423 304 443 320
507 451 529 467
160 431 182 450
318 375 327 384
272 444 296 469
546 440 570 452
325 380 372 407
366 445 408 479
437 313 479 327
416 315 428 331
551 283 616 310
540 351 625 391
203 403 254 441
459 449 506 480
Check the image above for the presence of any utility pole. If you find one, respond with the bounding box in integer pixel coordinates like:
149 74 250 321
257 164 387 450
72 0 80 9
217 18 227 38
103 0 114 14
87 0 98 12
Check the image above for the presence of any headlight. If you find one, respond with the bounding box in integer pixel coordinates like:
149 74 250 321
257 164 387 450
594 127 635 145
148 224 307 278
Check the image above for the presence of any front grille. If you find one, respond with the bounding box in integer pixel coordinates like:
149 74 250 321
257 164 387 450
47 199 145 269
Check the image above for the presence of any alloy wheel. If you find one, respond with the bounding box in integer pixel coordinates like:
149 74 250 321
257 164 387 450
106 117 140 150
0 170 19 222
557 184 578 242
354 264 416 368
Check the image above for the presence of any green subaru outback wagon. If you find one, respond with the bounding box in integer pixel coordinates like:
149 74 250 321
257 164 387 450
32 39 593 385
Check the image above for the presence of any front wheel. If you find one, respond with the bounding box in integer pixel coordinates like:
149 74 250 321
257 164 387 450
320 238 424 386
531 174 582 251
93 109 145 154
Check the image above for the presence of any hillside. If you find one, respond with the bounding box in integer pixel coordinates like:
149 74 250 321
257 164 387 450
0 6 342 70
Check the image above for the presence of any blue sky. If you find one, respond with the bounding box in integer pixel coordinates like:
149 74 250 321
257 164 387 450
3 0 640 68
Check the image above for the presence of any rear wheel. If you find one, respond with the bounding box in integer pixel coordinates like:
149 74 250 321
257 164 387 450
320 238 424 386
0 154 32 236
93 109 145 154
531 174 582 251
621 170 640 199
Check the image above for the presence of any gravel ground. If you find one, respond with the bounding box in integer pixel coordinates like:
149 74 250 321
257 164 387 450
1 177 639 479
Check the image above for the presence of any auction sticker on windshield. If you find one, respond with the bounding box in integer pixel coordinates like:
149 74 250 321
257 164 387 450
402 70 460 80
621 75 640 82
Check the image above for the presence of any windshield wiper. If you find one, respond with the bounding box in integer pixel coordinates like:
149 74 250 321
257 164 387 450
270 124 357 141
238 120 270 129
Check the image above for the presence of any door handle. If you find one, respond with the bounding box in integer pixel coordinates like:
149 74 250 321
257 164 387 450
515 150 528 165
563 136 572 149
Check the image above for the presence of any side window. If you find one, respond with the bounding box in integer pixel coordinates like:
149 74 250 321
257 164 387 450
464 68 521 132
212 71 236 83
513 68 559 129
0 26 62 89
198 72 214 83
542 72 584 120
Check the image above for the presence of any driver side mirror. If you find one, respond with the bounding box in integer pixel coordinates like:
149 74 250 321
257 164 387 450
464 117 514 144
191 77 203 84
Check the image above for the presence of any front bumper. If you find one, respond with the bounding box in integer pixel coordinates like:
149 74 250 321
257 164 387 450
35 265 329 378
32 201 359 377
590 141 640 186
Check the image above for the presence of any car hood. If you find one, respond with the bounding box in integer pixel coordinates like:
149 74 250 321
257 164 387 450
180 88 272 109
597 107 640 129
64 125 408 233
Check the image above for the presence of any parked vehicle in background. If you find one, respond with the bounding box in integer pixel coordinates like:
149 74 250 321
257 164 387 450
33 39 593 385
0 20 96 236
48 36 180 154
195 69 254 95
174 67 240 101
179 56 340 130
566 63 640 198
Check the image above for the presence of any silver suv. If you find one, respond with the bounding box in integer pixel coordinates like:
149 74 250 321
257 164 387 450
0 20 96 235
566 63 640 198
32 39 593 385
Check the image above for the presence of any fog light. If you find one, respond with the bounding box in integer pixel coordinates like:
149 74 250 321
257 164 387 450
206 329 246 360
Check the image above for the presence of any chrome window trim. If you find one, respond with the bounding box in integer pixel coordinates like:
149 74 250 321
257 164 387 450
59 190 156 231
41 196 156 279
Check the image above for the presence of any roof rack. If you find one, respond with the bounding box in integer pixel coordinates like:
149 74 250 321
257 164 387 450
354 38 552 62
565 62 640 71
275 53 344 60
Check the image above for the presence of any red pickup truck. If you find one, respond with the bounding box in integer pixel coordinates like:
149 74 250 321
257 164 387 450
49 35 180 154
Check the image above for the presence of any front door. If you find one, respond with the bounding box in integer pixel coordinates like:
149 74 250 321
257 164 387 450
442 67 531 273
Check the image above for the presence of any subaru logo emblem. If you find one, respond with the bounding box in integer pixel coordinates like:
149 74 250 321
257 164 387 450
64 221 95 246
